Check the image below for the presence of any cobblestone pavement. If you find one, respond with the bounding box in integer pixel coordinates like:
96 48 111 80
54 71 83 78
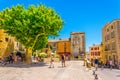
0 61 95 80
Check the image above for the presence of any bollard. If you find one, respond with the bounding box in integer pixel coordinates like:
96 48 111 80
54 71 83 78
94 74 98 80
93 71 95 75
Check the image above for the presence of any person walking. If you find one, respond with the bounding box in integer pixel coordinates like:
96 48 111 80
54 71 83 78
3 56 7 65
0 58 3 65
9 54 13 64
94 58 99 71
109 59 113 70
61 54 66 67
49 55 54 68
101 60 105 70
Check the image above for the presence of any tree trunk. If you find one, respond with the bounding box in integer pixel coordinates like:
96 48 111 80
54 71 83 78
26 47 32 64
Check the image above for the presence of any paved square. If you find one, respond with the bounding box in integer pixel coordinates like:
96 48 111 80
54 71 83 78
0 61 119 80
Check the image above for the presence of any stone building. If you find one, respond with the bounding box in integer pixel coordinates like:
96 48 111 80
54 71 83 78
0 29 14 59
70 32 85 59
45 38 71 60
57 38 71 60
0 29 25 59
102 20 120 64
89 44 103 61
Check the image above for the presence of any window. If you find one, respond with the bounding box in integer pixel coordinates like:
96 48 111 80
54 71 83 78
108 44 111 50
98 47 99 50
105 45 108 51
98 52 100 56
111 31 115 38
94 47 97 50
111 26 113 29
105 36 107 41
107 35 110 40
95 52 97 56
91 52 93 56
112 42 115 50
92 52 94 56
5 38 9 42
91 48 93 50
107 29 109 32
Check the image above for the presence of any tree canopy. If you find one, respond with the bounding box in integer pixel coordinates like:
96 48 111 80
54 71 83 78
0 4 64 52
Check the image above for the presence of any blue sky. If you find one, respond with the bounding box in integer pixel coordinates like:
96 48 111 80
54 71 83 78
0 0 120 51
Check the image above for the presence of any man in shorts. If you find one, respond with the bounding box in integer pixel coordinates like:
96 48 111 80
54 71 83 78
94 58 99 71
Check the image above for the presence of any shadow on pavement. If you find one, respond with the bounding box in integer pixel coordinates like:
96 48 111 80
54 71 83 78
0 62 48 68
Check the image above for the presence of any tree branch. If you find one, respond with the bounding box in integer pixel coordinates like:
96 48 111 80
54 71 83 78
31 33 45 51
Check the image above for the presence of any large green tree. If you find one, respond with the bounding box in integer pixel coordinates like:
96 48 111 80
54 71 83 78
0 4 64 64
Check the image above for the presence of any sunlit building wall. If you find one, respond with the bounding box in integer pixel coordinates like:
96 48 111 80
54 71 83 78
89 44 103 61
102 20 120 64
70 32 85 59
0 29 14 59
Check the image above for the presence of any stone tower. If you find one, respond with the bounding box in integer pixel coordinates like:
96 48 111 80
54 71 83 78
70 32 85 59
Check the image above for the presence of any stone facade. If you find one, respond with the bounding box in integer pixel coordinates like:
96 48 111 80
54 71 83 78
70 32 85 59
102 20 120 64
0 29 14 59
0 29 25 59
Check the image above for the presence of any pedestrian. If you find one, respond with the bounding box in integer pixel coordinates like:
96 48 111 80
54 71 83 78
9 54 13 64
94 57 99 71
49 55 54 68
114 60 118 69
3 56 7 65
101 60 105 70
61 54 66 67
0 58 3 65
109 59 113 70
